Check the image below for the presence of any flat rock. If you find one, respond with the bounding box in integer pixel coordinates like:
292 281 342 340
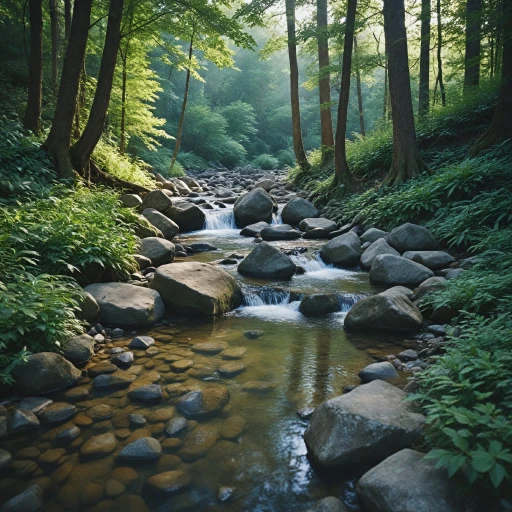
129 336 155 350
164 417 188 437
144 470 191 495
63 334 94 366
260 224 302 241
222 347 247 360
320 232 361 267
220 416 245 439
88 362 118 377
170 360 194 372
403 250 455 270
80 433 118 458
241 381 275 393
192 341 228 354
128 384 163 402
238 242 296 279
240 221 270 237
179 424 219 461
39 402 77 425
370 254 434 287
93 371 136 390
118 437 162 460
359 362 400 383
17 397 53 415
86 405 113 422
111 351 134 367
299 218 337 233
218 362 246 377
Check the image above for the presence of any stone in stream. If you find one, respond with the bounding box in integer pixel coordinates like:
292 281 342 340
356 449 469 512
166 202 206 232
218 362 246 377
412 276 447 302
369 254 434 287
138 237 175 266
244 330 264 339
84 282 165 327
93 371 136 390
12 352 81 395
179 424 220 462
142 208 179 240
222 347 247 360
86 404 113 422
0 484 43 512
238 242 296 279
144 470 192 495
299 294 339 316
233 188 274 227
129 336 155 350
63 334 94 367
218 486 235 503
344 288 423 332
192 341 228 354
0 449 12 471
128 384 163 402
359 238 400 270
39 402 77 425
358 362 400 383
118 437 162 461
241 381 276 393
297 407 315 420
402 250 455 270
360 228 389 244
135 214 164 239
111 351 134 367
80 433 118 458
76 291 100 323
165 417 188 436
17 397 53 415
386 223 439 252
281 197 318 225
88 362 118 377
305 497 348 512
176 386 230 419
303 227 331 239
170 360 194 372
55 425 81 444
141 189 173 213
240 221 270 237
320 232 361 267
9 409 40 433
299 218 337 233
304 380 425 468
120 193 142 208
220 416 246 439
151 262 243 316
260 224 302 241
188 242 218 252
134 254 152 270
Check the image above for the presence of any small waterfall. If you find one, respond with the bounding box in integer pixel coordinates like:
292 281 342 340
271 208 283 225
291 253 331 273
243 289 294 306
338 293 364 312
203 209 237 230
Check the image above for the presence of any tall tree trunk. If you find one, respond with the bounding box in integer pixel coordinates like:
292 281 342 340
170 29 195 171
44 0 92 178
285 0 310 171
464 0 482 92
23 0 43 134
383 64 388 119
470 1 512 155
71 0 124 174
73 60 87 139
49 0 58 92
317 0 334 154
332 0 357 187
119 50 128 155
418 0 430 115
354 36 365 136
383 0 430 186
436 0 446 106
64 0 71 40
490 36 494 78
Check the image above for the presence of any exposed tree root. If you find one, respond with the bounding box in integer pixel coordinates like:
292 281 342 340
89 160 152 194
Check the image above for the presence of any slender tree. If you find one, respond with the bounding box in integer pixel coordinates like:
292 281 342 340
72 0 124 174
383 64 388 119
418 0 430 114
23 0 43 133
285 0 310 171
64 0 71 41
49 0 59 92
354 35 365 136
333 0 357 187
44 0 92 178
171 26 196 170
383 0 429 185
435 0 446 106
317 0 334 154
464 0 482 92
470 1 512 155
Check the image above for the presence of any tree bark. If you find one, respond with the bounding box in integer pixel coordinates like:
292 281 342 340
383 0 430 186
383 64 388 119
317 0 334 154
23 0 43 134
119 49 128 154
333 0 357 187
418 0 430 115
64 0 71 41
170 29 195 171
72 0 124 174
354 36 365 136
44 0 92 178
464 0 482 92
285 0 310 171
436 0 446 106
49 0 59 92
470 1 512 155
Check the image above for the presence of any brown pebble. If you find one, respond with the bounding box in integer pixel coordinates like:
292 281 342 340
161 438 183 451
92 420 112 433
114 429 131 440
148 408 174 424
16 447 41 460
81 482 104 506
105 478 125 498
74 414 93 427
111 467 139 486
39 448 66 467
170 360 193 373
10 459 38 478
65 387 90 400
51 462 74 484
156 454 181 472
115 494 149 512
148 422 165 435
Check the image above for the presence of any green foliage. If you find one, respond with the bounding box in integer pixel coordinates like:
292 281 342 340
252 153 279 170
177 151 208 171
276 148 295 168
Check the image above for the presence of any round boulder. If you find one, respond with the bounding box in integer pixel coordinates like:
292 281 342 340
281 198 318 225
138 237 175 266
369 254 434 287
320 232 361 267
63 334 94 367
142 209 179 240
234 188 274 227
359 238 399 270
166 202 206 232
299 294 339 316
260 224 302 241
237 242 296 279
386 223 439 252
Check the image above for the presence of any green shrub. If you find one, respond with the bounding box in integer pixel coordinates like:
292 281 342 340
177 151 208 171
276 148 295 168
252 153 279 170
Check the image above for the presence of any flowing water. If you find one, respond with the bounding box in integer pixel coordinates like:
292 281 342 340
0 204 415 512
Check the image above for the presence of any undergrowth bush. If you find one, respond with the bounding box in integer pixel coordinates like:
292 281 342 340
252 153 279 170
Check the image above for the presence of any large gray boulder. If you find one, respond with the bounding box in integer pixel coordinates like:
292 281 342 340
402 250 455 270
85 282 165 327
386 223 439 252
299 218 337 233
344 289 423 332
359 362 399 383
304 381 425 468
76 291 99 322
170 178 192 195
360 239 399 270
320 232 361 267
357 449 468 512
305 497 348 512
240 221 270 237
63 334 94 366
151 262 242 316
260 224 302 241
134 215 163 239
254 178 275 192
166 202 205 232
238 242 296 279
138 237 175 266
412 276 447 302
141 189 173 213
299 294 339 316
369 254 434 287
13 353 81 395
119 194 142 208
142 208 179 240
281 198 318 225
0 484 43 512
234 188 273 227
361 228 389 244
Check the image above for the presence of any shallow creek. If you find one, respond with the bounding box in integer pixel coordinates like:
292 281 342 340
0 205 417 512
